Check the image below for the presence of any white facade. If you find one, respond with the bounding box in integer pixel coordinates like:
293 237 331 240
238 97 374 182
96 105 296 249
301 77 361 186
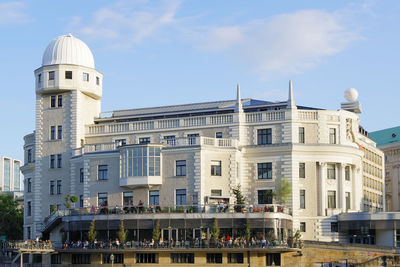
0 156 22 192
22 35 384 242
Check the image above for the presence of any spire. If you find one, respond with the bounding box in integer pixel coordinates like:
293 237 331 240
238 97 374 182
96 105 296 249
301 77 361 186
236 83 243 112
288 80 296 109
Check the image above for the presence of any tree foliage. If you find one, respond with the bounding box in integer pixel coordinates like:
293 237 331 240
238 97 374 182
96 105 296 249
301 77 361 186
117 220 128 244
274 178 292 205
210 218 220 241
88 220 97 242
244 218 251 242
0 195 23 240
152 220 161 241
233 184 245 212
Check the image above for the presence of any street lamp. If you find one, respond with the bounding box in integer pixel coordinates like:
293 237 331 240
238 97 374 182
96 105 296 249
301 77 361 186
110 253 114 267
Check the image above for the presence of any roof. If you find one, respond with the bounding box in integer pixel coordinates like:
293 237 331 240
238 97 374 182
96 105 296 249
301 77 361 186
369 126 400 147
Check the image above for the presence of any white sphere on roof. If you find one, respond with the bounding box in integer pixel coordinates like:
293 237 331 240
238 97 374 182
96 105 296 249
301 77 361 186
42 34 95 68
344 88 358 102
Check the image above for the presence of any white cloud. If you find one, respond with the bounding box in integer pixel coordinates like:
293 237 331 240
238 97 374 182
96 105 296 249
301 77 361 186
191 9 361 79
0 1 29 25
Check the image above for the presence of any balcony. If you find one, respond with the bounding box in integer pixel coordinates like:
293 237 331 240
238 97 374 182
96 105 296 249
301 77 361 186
162 136 237 148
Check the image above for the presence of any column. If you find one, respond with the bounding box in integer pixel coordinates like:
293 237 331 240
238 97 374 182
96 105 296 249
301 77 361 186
352 165 362 211
340 163 346 211
393 165 400 211
319 162 327 216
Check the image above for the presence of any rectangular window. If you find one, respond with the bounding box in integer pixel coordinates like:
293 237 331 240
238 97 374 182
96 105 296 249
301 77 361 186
187 133 199 145
215 132 223 138
346 192 351 210
27 178 32 193
123 192 133 206
79 195 83 208
50 154 55 169
57 154 62 168
51 254 61 264
257 128 272 145
164 135 176 146
211 160 222 176
176 189 187 205
149 190 159 205
345 166 351 181
83 72 89 82
300 190 305 209
38 74 41 85
266 253 281 266
258 162 272 179
136 253 158 264
49 71 55 81
227 253 244 264
300 222 306 233
27 201 31 216
56 180 61 194
299 163 305 178
115 139 126 146
80 168 84 183
98 193 108 206
50 181 55 195
139 137 151 144
50 126 56 140
329 128 336 144
171 253 194 264
103 254 124 264
299 127 305 143
65 71 72 79
57 95 62 107
331 222 338 232
98 165 108 180
176 160 186 176
57 125 62 139
27 149 33 163
206 253 222 264
327 164 336 179
72 254 91 264
328 190 336 209
258 190 273 204
211 190 222 196
27 227 31 239
96 76 100 85
51 95 56 107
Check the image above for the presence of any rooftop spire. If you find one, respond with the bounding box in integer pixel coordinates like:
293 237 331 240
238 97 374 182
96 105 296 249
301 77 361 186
236 83 243 112
288 80 296 109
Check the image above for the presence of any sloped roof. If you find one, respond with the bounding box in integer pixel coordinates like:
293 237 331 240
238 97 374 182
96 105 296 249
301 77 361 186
369 126 400 147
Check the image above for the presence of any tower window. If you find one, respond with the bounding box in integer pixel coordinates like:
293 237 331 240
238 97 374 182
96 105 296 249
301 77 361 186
65 71 72 79
83 73 89 81
96 76 100 85
49 71 55 81
299 127 305 143
38 74 41 85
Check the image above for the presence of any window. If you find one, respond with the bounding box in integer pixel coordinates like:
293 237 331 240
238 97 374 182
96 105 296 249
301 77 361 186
38 74 41 85
80 168 84 183
57 154 62 168
331 222 338 232
211 190 222 196
50 126 56 140
98 165 108 180
300 222 306 232
227 253 244 264
149 190 159 205
49 71 55 81
79 195 83 208
115 139 126 146
187 133 199 145
258 190 273 204
176 160 186 176
56 180 61 194
51 254 61 264
57 125 62 139
27 227 31 240
72 254 91 264
136 253 158 264
103 254 123 264
121 146 161 177
96 76 100 85
257 128 272 145
215 132 223 138
329 128 336 144
206 253 222 264
83 72 89 82
27 201 31 216
211 161 221 176
171 253 194 264
27 178 32 193
50 155 55 169
57 95 62 107
346 192 351 210
27 149 33 163
258 163 272 179
164 135 176 146
123 192 133 206
176 189 186 205
65 71 72 79
98 193 108 206
299 163 305 178
345 166 351 181
266 253 281 266
300 190 305 209
50 181 55 195
299 127 305 143
328 191 336 209
327 164 336 179
51 95 56 107
139 137 150 144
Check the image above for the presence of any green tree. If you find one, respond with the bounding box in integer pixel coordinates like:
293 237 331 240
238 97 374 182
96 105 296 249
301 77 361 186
274 178 292 205
64 194 71 209
233 184 245 212
152 220 161 241
210 218 220 241
117 220 128 244
0 195 23 240
70 195 78 208
88 220 97 242
244 218 251 242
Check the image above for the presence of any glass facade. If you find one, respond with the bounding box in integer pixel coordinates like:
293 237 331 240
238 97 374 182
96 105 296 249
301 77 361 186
3 159 10 191
14 161 20 190
121 146 161 177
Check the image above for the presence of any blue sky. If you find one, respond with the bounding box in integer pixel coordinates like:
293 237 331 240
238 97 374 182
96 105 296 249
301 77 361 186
1 0 400 161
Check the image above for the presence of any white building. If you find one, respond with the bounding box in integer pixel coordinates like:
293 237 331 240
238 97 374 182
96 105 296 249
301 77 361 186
22 34 384 244
0 156 22 192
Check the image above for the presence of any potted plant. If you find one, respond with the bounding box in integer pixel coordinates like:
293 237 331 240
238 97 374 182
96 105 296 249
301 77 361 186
117 220 128 247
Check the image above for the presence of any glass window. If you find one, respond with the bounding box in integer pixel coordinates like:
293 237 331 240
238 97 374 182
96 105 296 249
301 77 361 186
139 137 150 144
136 253 157 264
187 133 199 145
50 181 55 195
149 190 159 205
51 254 61 264
176 160 186 176
51 95 56 108
49 71 55 81
215 132 223 138
266 253 281 266
58 95 62 107
96 76 100 85
65 71 72 79
331 222 338 232
98 193 108 206
50 154 55 169
83 72 89 81
328 191 336 209
257 128 272 145
27 149 33 163
176 189 186 205
79 195 83 208
300 190 305 209
211 161 221 176
299 163 305 178
227 253 244 264
329 128 336 144
72 254 91 264
299 127 305 143
164 135 176 146
211 190 222 196
206 253 222 264
121 146 161 177
258 163 272 179
115 139 126 146
258 190 273 204
57 125 62 139
98 165 108 180
38 74 41 85
123 192 133 206
103 254 124 264
345 166 351 181
171 253 194 264
57 180 61 194
300 222 306 232
27 178 32 193
80 168 84 183
50 126 56 140
27 201 31 216
327 164 336 179
57 154 62 168
346 192 351 210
